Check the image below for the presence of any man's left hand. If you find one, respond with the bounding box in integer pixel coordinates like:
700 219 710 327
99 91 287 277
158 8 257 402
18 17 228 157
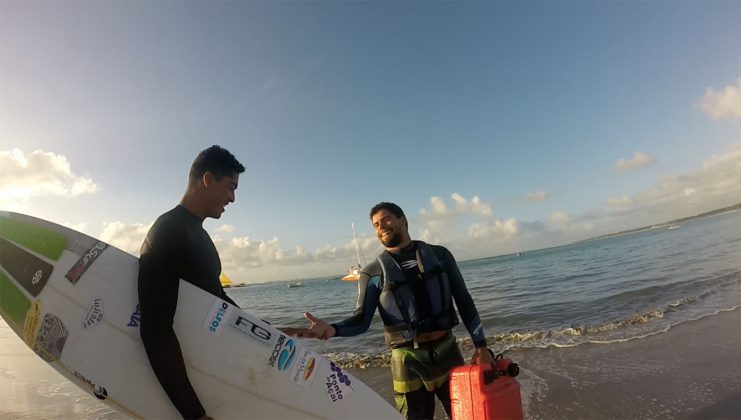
471 347 495 365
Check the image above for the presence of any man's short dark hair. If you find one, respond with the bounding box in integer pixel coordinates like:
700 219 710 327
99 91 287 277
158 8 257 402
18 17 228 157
369 202 405 220
189 145 245 183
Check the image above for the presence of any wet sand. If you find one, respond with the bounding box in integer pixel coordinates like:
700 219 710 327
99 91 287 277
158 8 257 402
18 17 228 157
2 308 741 419
0 319 124 419
350 307 741 419
517 307 741 419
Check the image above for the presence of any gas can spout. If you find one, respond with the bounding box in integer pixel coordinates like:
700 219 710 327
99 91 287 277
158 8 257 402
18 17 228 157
493 352 520 377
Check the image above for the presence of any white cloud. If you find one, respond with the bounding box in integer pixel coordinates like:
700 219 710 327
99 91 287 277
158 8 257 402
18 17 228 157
526 191 549 202
698 77 741 120
468 218 518 239
634 141 741 207
0 149 98 205
615 152 655 172
100 221 151 256
424 194 493 220
213 231 382 283
417 194 499 245
548 212 571 224
217 224 235 233
470 196 493 217
430 196 448 215
607 195 633 206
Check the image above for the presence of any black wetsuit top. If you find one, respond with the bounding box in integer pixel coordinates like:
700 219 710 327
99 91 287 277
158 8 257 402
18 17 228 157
138 205 236 419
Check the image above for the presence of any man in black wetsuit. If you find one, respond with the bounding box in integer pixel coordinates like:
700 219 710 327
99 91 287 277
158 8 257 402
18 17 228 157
286 202 494 420
138 145 245 419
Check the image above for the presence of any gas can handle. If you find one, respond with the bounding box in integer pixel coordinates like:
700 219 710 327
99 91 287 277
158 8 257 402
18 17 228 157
483 349 503 384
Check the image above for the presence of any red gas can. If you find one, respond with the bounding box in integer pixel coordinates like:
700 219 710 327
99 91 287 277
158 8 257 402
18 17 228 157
449 354 523 420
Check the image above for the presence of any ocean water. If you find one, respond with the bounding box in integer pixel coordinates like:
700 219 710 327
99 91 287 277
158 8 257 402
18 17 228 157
227 209 741 364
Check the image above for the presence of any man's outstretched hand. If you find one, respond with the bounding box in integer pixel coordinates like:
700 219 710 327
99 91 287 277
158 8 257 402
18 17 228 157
281 312 336 340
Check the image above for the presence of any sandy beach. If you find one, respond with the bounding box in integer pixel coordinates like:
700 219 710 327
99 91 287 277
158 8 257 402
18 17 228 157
2 308 741 419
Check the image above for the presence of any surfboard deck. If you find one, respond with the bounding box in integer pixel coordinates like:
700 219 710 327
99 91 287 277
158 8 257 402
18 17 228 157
0 211 400 419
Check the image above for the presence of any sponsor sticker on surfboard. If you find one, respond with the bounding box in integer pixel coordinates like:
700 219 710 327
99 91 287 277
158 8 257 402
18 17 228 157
23 301 42 346
66 242 108 284
268 334 297 371
325 363 355 404
203 299 234 336
290 348 318 388
82 298 104 328
230 314 272 345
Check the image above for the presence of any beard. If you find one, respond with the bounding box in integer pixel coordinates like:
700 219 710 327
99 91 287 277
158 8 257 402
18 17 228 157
380 230 403 247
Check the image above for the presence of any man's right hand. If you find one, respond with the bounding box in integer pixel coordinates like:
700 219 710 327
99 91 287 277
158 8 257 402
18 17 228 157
282 312 336 340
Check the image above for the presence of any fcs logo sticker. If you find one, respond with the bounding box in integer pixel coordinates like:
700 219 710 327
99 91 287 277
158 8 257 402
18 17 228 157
31 270 43 285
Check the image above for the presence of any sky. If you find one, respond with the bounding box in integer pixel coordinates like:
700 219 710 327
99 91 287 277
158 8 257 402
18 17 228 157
1 1 741 283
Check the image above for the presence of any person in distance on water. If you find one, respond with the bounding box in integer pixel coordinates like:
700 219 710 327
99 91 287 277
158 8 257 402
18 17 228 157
285 202 494 420
138 145 245 420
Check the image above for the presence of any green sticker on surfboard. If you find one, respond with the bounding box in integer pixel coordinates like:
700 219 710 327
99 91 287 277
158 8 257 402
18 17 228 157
0 216 68 261
0 270 31 327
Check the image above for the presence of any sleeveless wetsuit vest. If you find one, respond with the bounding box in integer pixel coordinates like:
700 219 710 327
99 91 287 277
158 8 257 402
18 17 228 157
377 242 458 346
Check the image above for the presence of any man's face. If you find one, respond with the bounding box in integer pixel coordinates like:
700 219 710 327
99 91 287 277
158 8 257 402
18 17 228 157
371 209 407 248
205 172 239 219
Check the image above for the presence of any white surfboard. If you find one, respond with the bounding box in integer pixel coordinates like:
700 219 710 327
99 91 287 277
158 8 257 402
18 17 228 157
0 211 399 419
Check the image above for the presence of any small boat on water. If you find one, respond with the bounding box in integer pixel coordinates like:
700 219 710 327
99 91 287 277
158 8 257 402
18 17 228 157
341 223 366 282
341 266 361 282
287 281 304 288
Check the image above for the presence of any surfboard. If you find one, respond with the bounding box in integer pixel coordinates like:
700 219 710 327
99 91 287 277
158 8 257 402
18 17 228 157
0 211 400 419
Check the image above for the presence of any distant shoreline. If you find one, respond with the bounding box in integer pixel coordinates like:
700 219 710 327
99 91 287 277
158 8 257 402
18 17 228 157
461 202 741 264
575 202 741 244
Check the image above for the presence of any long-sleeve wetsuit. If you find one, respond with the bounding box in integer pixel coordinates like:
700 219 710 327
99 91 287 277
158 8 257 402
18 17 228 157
331 241 487 348
138 205 236 419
